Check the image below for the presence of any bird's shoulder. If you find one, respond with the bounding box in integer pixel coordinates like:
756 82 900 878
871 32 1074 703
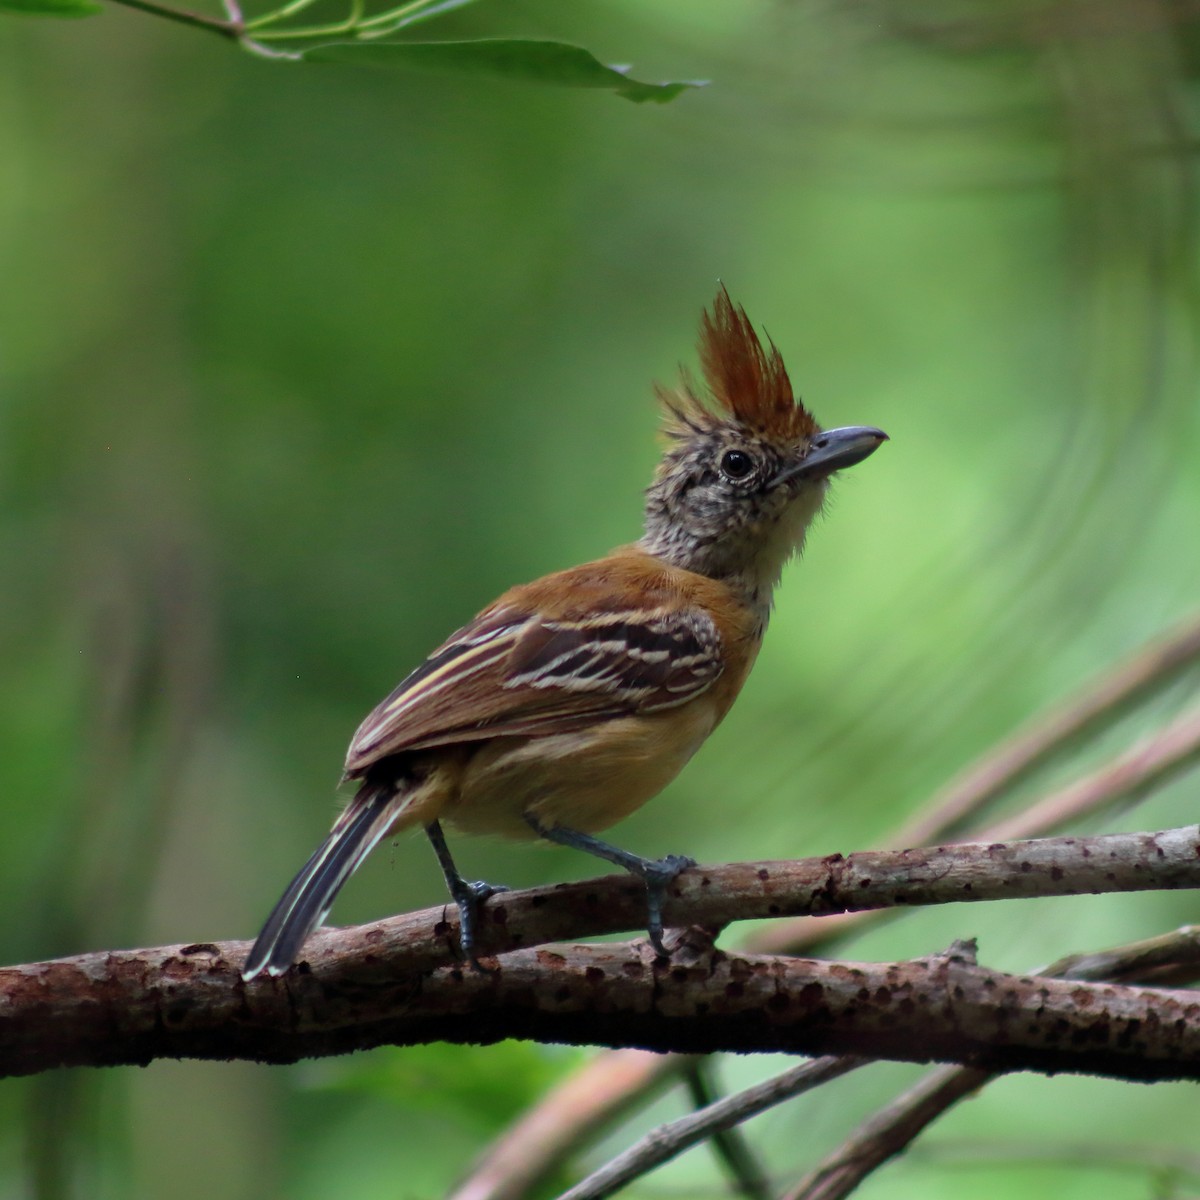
502 544 757 635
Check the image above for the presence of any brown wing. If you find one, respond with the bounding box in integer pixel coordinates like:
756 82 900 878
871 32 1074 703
344 598 723 777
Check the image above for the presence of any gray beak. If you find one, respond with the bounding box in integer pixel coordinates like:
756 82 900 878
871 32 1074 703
773 425 888 486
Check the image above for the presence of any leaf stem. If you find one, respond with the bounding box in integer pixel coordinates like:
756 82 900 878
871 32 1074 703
241 0 321 32
243 0 435 37
248 15 358 38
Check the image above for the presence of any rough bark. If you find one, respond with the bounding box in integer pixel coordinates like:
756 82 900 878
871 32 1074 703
5 934 1200 1081
3 825 1198 1079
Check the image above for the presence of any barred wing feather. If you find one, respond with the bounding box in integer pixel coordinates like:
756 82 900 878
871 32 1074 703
345 603 723 775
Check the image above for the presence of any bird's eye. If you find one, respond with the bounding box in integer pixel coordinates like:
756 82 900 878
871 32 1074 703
719 449 755 480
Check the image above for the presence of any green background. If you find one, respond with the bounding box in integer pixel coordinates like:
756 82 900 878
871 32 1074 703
2 2 1199 1196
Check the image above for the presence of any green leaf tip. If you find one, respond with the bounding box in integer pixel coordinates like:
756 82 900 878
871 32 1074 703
304 38 704 104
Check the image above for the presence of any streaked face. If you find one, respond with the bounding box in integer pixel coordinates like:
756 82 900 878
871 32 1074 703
643 422 827 578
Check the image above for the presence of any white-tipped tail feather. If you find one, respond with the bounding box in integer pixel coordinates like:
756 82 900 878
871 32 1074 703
241 783 400 980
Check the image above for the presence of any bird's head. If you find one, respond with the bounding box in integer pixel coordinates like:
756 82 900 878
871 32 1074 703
641 287 886 603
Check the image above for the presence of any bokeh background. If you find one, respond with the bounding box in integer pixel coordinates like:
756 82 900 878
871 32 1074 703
2 1 1199 1197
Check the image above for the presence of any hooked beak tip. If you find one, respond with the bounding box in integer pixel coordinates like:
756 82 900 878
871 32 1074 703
776 424 887 485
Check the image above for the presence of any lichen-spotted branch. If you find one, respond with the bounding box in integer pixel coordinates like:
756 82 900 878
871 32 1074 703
3 825 1199 1079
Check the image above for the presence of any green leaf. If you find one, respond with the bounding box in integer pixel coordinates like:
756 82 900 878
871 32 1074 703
0 0 101 16
304 38 704 104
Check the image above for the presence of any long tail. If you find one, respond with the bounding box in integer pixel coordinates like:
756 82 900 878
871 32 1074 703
242 782 402 980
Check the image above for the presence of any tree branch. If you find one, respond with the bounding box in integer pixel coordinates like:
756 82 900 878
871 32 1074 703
560 1056 868 1200
751 704 1200 956
449 622 1200 1200
895 610 1200 846
488 928 1200 1200
680 1061 773 1200
782 1065 990 1200
784 923 1200 1200
448 1048 687 1200
8 933 1200 1081
3 826 1200 1078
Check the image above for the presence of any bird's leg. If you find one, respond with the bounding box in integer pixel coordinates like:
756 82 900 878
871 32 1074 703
425 820 508 969
523 813 693 956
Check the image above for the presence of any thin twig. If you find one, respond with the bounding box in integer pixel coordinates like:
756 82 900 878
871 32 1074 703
448 1051 692 1200
782 1066 990 1200
750 704 1200 956
561 1058 867 1200
1048 923 1200 986
104 0 240 38
977 704 1200 842
681 1061 772 1200
895 610 1200 846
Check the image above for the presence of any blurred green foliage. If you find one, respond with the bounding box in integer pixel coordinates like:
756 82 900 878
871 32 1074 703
1 1 1199 1197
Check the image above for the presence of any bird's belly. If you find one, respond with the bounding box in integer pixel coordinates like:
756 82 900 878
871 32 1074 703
444 707 715 840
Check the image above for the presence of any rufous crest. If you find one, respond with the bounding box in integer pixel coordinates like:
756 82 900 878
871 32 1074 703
658 286 820 442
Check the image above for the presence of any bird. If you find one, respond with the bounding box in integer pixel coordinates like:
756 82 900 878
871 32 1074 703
242 287 886 980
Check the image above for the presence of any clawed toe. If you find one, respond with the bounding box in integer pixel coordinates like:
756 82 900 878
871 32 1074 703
649 853 695 880
519 815 696 961
448 878 509 971
465 879 510 902
642 855 694 956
